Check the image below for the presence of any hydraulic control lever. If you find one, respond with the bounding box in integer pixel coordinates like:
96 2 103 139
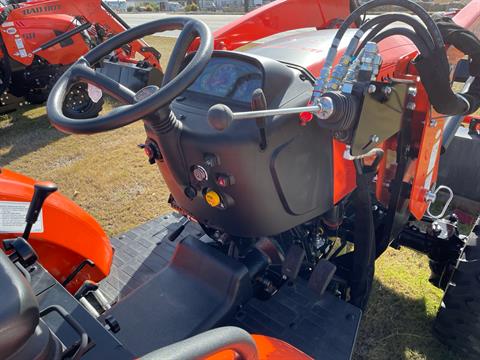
208 91 357 135
207 102 325 131
251 88 268 150
23 181 58 241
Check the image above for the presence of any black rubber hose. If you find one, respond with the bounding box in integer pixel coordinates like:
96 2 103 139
358 13 435 51
370 27 431 55
355 24 384 57
434 16 480 76
332 0 444 56
354 13 436 57
431 17 480 115
414 47 473 115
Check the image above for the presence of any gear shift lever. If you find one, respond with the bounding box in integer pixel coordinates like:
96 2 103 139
23 181 58 240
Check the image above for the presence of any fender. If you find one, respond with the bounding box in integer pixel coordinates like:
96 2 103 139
0 168 112 293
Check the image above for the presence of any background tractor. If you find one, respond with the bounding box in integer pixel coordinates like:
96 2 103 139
0 0 162 116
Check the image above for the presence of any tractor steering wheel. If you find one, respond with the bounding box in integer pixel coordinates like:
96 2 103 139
47 18 213 134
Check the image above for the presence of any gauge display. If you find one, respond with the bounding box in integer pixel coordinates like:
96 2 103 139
187 57 262 103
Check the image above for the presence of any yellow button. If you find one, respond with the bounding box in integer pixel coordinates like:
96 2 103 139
205 190 221 207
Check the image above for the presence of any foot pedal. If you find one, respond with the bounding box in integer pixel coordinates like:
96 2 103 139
282 245 305 281
308 259 336 296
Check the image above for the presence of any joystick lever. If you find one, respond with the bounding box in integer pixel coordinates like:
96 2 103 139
23 181 58 241
251 88 268 150
208 100 324 131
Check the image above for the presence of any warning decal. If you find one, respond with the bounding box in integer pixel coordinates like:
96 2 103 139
0 201 43 233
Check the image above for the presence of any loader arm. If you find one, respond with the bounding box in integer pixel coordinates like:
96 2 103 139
4 0 160 67
212 0 352 50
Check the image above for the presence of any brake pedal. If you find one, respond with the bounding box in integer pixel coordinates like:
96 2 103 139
308 259 337 296
282 245 305 281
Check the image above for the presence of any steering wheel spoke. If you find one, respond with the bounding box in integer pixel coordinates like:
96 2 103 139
47 18 213 135
70 62 136 105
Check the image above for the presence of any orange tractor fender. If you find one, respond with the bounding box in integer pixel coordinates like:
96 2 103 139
0 168 112 293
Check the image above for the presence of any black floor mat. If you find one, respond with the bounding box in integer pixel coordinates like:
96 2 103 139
99 212 205 303
99 213 361 360
233 282 361 360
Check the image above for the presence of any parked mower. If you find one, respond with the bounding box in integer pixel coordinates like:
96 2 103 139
0 0 161 116
2 0 480 359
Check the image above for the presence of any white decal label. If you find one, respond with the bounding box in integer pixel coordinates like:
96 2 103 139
15 37 24 50
427 140 440 175
2 22 14 28
424 139 441 191
0 201 43 233
87 83 103 103
424 172 434 192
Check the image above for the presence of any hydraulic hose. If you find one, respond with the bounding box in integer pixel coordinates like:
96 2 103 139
324 0 443 71
371 28 431 55
336 0 444 50
350 2 480 115
312 0 443 98
354 13 435 57
414 15 480 115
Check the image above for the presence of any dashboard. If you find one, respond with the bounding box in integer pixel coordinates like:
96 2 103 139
186 57 263 103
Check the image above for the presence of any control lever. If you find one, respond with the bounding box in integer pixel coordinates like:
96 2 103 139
74 280 99 300
23 182 58 240
208 102 324 131
251 88 268 150
3 237 38 268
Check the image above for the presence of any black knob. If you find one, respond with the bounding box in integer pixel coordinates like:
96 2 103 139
104 315 121 333
208 104 234 131
74 280 99 299
3 237 38 268
23 182 58 240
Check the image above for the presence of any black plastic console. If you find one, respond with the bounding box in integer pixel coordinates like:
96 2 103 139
29 264 133 359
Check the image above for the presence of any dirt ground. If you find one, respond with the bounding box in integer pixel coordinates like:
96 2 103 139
0 36 459 360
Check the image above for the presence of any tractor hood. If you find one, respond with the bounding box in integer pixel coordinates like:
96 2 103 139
245 28 416 77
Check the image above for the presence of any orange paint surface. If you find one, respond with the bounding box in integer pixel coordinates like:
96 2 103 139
0 168 112 293
206 335 312 360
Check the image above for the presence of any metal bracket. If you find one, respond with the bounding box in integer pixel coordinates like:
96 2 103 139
426 185 454 219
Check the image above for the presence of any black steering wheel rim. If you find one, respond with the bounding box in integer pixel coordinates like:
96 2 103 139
47 17 213 134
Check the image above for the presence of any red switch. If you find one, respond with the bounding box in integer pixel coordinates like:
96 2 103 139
216 174 234 187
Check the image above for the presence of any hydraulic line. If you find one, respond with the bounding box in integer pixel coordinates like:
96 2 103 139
336 0 444 51
326 29 365 91
370 28 431 55
355 13 435 56
331 14 433 89
312 0 444 100
355 24 385 57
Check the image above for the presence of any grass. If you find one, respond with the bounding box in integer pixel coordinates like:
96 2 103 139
0 36 461 360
